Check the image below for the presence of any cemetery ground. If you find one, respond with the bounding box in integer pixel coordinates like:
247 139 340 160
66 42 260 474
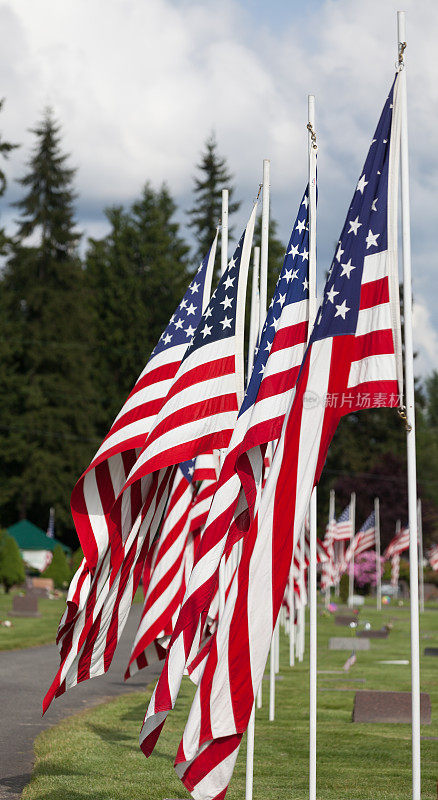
0 589 143 651
20 601 438 800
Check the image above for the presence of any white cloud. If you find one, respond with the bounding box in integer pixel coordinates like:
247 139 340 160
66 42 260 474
0 0 436 372
413 296 438 376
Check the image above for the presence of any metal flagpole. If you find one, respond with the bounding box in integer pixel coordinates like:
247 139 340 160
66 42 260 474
348 492 356 608
289 564 295 666
297 523 306 661
397 13 421 797
325 489 336 607
247 164 270 800
307 93 318 800
218 189 229 618
275 617 280 673
375 497 382 612
417 499 424 613
247 247 260 380
221 189 229 277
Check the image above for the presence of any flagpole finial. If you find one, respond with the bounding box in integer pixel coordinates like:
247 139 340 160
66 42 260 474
398 404 412 431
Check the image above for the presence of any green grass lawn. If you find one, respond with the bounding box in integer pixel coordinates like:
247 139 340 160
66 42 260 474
22 601 438 800
0 587 145 651
0 590 67 650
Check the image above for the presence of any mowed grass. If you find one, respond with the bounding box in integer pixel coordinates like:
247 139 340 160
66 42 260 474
0 590 67 650
22 601 438 800
0 587 144 651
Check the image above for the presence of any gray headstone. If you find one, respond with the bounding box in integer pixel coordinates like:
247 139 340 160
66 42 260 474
329 637 369 651
11 593 40 617
353 690 431 724
357 629 389 639
335 615 358 626
424 647 438 656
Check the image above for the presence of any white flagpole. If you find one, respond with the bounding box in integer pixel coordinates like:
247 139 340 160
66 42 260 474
247 164 270 800
397 13 421 797
297 523 306 662
221 189 229 277
417 498 424 613
325 489 336 607
348 492 356 608
375 497 382 612
307 93 318 800
248 247 260 379
289 565 295 666
275 616 280 673
218 189 229 617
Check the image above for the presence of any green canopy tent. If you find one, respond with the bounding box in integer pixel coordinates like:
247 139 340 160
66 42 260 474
6 520 71 572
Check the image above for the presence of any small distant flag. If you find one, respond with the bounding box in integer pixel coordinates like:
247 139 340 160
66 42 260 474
46 507 55 539
343 650 357 671
428 543 438 571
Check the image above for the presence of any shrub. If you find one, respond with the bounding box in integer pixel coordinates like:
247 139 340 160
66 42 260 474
339 573 349 603
0 531 25 592
43 544 71 589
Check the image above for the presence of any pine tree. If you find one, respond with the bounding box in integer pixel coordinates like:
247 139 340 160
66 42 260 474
0 109 97 540
43 544 71 589
0 98 19 253
0 532 25 592
188 133 240 270
86 183 190 430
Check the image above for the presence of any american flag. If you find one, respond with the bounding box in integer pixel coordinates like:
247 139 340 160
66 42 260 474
46 507 55 539
428 543 438 571
384 525 410 558
391 553 400 588
171 76 403 800
139 185 312 758
345 511 376 563
332 504 353 540
43 237 218 712
70 235 217 571
43 465 175 713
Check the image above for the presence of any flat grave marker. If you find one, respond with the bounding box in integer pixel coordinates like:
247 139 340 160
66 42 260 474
335 615 358 626
424 647 438 657
353 690 431 724
329 637 369 651
11 593 40 617
357 629 389 639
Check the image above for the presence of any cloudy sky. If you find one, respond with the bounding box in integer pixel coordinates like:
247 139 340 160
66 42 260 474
0 0 436 376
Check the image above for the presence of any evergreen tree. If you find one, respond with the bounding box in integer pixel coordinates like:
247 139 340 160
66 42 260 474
188 133 240 270
0 532 25 592
0 109 97 541
86 183 190 430
0 98 19 253
43 544 71 589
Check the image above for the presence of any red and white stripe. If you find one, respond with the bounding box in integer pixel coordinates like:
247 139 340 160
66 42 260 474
384 527 410 559
391 553 400 588
43 466 175 712
344 526 375 563
124 467 195 679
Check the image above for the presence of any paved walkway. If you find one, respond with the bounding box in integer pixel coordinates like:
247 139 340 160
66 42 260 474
0 605 161 800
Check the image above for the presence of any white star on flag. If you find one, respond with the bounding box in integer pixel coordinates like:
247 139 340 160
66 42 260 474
348 216 362 235
335 299 350 319
366 229 380 249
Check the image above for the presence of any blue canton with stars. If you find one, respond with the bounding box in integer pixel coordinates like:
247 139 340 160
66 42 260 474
337 505 350 525
151 243 214 359
359 511 375 533
239 186 310 416
311 79 396 344
182 229 246 360
179 459 196 483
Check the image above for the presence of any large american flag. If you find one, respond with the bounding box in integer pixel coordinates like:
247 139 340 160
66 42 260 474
171 76 403 800
43 238 218 712
140 184 312 758
71 236 217 571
